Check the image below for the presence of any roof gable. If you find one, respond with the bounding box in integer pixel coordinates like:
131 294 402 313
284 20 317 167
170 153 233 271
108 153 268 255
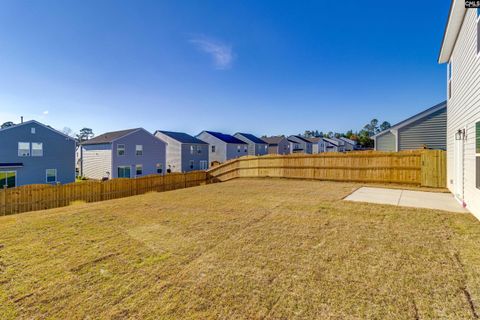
0 120 74 140
438 0 467 63
235 133 267 144
373 101 447 138
156 131 207 144
202 131 247 144
81 128 140 145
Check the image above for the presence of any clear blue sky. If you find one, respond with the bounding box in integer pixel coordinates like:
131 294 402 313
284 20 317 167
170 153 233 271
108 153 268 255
0 0 450 137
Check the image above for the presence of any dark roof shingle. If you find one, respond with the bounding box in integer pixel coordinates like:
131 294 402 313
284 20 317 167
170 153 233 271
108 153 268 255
81 128 139 145
236 133 267 144
156 131 207 144
203 131 247 144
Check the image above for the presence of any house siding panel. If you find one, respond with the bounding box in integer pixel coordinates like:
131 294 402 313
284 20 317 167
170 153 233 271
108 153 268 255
398 108 447 150
0 122 75 186
375 132 396 151
447 9 480 219
81 144 112 179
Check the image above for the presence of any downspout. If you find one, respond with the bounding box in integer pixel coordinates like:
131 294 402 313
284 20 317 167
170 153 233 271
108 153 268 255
391 129 399 152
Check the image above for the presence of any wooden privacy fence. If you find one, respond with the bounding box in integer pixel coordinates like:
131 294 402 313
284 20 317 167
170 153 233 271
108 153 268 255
207 150 446 188
0 171 207 216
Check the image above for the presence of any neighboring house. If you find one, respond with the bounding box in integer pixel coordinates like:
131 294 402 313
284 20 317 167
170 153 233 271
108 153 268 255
287 135 313 154
80 128 166 180
372 101 447 152
307 137 325 154
196 131 248 165
438 3 480 218
262 136 291 155
323 138 344 153
233 133 268 156
339 137 358 151
0 120 75 188
154 131 209 172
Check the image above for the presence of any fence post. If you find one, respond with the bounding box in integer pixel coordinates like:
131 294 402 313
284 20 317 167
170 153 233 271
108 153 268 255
1 186 5 216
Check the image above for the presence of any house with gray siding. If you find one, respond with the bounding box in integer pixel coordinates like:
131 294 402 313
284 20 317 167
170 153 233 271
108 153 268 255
234 133 268 156
196 131 248 165
154 131 209 172
262 136 290 155
288 135 313 154
372 101 447 152
438 3 480 219
339 137 358 151
307 137 326 154
323 138 344 153
0 120 75 188
80 128 166 180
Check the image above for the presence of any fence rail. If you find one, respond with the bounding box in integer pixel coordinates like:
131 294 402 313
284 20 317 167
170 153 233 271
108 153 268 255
0 171 207 216
207 150 446 188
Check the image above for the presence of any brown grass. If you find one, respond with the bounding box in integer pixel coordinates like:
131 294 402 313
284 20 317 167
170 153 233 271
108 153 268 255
0 178 479 319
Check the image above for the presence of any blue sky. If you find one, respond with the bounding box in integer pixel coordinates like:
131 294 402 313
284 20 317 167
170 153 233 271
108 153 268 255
0 0 451 137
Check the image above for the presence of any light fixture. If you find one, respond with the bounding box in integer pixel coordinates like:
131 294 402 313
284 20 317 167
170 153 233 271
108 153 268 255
455 129 466 141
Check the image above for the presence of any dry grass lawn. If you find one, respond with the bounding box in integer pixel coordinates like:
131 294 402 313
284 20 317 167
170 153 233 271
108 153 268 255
1 179 480 319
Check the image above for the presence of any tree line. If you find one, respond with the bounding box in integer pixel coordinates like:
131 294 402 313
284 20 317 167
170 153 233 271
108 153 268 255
299 119 391 148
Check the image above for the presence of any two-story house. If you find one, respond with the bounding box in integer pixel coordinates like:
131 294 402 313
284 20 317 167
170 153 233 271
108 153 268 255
287 135 313 154
154 131 209 172
80 128 166 179
0 120 75 187
262 136 291 155
196 131 248 165
233 133 268 156
438 1 480 219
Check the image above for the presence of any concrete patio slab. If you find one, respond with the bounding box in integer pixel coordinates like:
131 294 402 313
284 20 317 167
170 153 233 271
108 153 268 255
344 187 468 213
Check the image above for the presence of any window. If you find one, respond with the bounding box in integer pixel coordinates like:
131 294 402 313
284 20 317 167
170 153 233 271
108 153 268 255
31 142 43 157
135 164 143 176
18 142 30 156
156 163 163 174
118 166 131 178
237 145 241 152
198 146 202 154
189 160 194 169
244 145 247 152
199 160 208 170
117 144 125 156
0 171 16 188
46 169 57 183
31 127 35 134
211 145 216 153
136 145 143 156
477 122 480 189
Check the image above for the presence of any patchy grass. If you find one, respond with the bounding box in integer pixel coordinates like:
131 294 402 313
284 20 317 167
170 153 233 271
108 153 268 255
0 179 479 319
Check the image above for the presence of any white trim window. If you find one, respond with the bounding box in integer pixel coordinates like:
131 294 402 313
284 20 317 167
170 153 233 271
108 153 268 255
211 145 216 153
237 145 241 153
136 145 143 156
135 164 143 176
46 169 57 183
18 142 30 157
0 171 16 188
31 142 43 157
190 145 197 155
199 160 208 170
244 145 247 152
31 127 36 134
117 144 125 156
118 166 131 178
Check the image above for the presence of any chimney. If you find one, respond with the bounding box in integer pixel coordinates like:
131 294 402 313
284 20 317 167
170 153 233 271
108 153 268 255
20 116 23 123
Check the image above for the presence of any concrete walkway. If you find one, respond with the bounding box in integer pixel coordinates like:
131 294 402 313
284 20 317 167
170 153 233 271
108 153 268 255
344 187 468 213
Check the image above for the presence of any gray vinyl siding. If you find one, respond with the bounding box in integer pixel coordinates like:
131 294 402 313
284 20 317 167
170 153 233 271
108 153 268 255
111 129 166 178
0 121 76 186
446 9 480 218
233 133 268 156
267 139 290 154
197 132 228 164
398 108 447 150
180 144 208 171
81 144 112 180
288 136 313 154
375 132 396 151
226 143 248 160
